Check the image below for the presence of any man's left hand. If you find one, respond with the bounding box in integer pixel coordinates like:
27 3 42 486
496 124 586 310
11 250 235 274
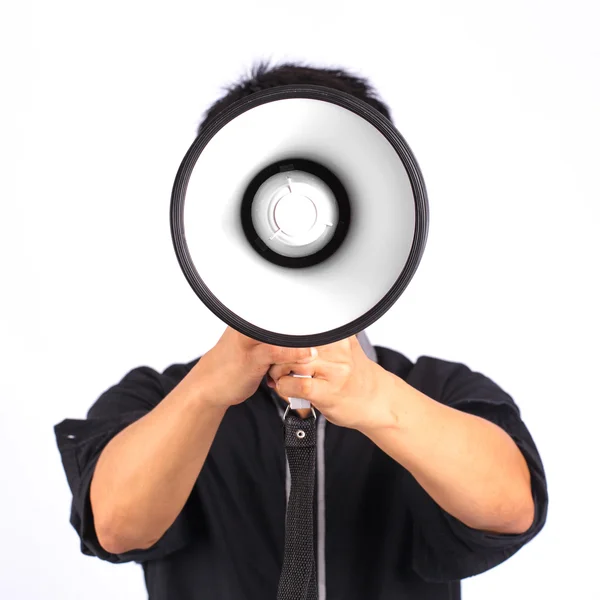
267 336 391 430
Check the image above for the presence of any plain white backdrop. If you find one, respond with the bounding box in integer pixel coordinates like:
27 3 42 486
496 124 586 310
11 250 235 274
1 1 599 598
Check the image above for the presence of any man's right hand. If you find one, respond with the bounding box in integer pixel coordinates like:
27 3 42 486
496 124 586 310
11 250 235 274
92 326 318 554
189 327 317 408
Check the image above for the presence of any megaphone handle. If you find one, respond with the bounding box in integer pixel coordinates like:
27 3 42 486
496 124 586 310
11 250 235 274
289 374 312 409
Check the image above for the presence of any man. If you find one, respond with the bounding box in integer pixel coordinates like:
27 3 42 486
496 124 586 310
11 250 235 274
55 63 547 600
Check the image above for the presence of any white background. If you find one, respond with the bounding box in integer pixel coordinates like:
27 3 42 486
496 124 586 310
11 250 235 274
1 1 599 598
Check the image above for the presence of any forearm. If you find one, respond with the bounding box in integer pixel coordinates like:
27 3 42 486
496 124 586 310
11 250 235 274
359 371 534 534
90 370 227 553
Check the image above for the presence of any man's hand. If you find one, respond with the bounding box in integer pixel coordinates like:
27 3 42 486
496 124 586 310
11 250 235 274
191 327 318 409
269 336 535 534
267 335 390 430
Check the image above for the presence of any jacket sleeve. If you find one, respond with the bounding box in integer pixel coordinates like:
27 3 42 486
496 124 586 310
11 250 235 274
54 366 192 564
404 358 548 583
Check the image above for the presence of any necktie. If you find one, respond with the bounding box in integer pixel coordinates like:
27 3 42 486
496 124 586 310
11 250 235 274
277 410 318 600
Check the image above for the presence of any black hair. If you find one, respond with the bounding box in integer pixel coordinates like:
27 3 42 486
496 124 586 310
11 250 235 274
197 61 392 135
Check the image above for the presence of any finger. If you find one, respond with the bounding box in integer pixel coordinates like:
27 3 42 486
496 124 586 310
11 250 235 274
276 373 329 403
314 337 353 361
268 360 319 382
269 359 351 384
257 345 318 366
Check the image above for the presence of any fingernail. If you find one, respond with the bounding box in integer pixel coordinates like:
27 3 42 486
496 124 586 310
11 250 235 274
298 348 318 363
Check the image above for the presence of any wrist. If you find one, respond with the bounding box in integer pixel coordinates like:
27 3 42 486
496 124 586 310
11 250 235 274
183 365 231 413
358 369 413 436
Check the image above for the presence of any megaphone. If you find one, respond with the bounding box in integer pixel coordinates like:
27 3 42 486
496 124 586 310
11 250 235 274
170 85 428 349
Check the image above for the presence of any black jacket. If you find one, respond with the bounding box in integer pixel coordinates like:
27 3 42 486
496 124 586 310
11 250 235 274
54 346 547 599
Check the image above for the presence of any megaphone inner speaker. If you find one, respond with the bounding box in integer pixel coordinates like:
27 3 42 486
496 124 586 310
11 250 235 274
171 86 428 347
241 158 351 267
